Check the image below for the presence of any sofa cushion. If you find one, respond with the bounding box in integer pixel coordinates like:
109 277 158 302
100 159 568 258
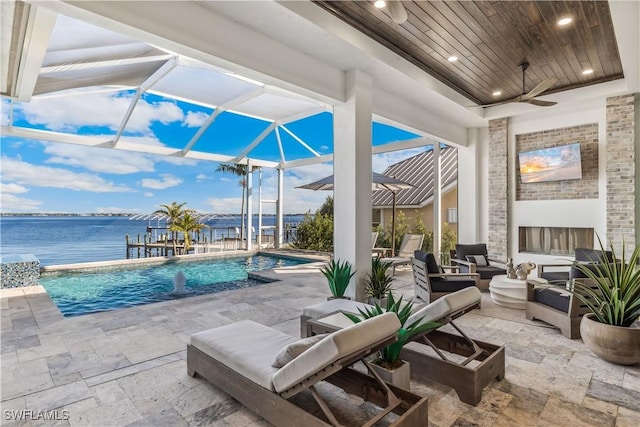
540 271 570 282
272 334 328 368
534 288 570 313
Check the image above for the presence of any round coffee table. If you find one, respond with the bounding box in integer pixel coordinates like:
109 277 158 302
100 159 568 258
489 275 537 309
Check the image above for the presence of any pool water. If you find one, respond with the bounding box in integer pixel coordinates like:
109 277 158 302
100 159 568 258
40 255 308 317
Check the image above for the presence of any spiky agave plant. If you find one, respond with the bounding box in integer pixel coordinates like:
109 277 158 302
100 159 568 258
343 292 440 368
320 259 356 298
572 235 640 327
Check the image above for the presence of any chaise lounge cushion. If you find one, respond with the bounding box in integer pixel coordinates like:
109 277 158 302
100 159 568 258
272 334 328 368
272 313 399 393
190 320 295 391
533 288 570 313
406 287 481 326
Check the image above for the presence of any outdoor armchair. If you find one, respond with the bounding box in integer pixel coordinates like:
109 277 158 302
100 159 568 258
450 243 506 290
412 251 480 303
537 247 614 282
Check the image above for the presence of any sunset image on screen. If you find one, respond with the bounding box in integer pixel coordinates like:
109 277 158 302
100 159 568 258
518 143 582 183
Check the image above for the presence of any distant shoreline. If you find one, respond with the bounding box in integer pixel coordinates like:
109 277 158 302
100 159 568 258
0 213 308 217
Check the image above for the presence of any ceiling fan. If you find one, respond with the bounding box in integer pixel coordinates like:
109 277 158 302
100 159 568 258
480 62 557 108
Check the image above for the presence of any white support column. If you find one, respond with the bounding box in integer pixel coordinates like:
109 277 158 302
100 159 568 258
276 167 284 248
433 143 442 261
458 128 483 242
258 168 263 248
246 160 253 250
333 70 373 301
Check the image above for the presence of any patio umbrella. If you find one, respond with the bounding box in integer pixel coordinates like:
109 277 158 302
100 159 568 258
297 172 414 256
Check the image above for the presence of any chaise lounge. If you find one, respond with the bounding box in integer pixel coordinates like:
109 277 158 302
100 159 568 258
187 313 429 426
300 287 505 405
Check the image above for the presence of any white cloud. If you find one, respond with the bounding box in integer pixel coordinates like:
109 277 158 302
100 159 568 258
140 174 182 189
1 183 29 194
372 148 427 173
144 192 154 197
196 173 211 182
15 92 183 133
1 99 11 126
184 111 209 127
1 156 133 192
1 193 42 211
44 143 157 174
219 177 232 182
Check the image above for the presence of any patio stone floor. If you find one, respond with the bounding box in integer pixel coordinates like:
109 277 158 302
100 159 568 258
1 260 639 426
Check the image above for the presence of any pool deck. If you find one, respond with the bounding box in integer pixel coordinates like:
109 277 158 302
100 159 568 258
1 258 639 426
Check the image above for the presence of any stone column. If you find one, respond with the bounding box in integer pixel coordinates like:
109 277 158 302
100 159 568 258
333 70 373 301
488 118 508 260
606 94 638 254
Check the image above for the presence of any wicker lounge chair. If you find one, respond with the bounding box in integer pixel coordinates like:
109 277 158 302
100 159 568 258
300 287 505 405
187 313 429 426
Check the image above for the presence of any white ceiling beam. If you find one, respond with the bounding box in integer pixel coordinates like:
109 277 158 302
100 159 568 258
231 122 277 163
181 87 265 155
283 154 332 169
274 127 285 165
111 57 178 147
276 105 328 126
280 125 320 157
40 54 174 74
2 125 278 168
12 4 57 101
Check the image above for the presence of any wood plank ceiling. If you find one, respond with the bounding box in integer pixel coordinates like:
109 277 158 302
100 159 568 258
313 1 623 105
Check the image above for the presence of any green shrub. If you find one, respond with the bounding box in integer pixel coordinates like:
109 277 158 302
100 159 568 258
291 212 334 252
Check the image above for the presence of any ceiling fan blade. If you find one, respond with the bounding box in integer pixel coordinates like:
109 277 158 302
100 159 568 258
527 99 557 107
387 0 408 24
521 77 557 100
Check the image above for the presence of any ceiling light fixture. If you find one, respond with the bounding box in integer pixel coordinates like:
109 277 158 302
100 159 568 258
492 91 502 97
448 55 458 62
558 17 572 26
374 0 386 8
582 69 594 75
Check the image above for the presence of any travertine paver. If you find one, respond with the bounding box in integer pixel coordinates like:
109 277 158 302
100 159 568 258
1 254 639 427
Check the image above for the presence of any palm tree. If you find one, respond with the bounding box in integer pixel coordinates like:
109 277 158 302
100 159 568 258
155 202 188 242
215 163 260 240
169 211 206 254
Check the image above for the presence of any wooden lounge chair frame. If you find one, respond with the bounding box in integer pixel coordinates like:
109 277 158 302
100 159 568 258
301 289 505 406
411 256 481 303
187 328 428 426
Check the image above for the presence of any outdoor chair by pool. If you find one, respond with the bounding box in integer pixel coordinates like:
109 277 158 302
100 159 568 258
300 287 505 406
412 251 480 303
381 233 425 275
187 313 429 427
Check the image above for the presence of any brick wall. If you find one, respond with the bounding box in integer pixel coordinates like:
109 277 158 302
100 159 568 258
515 124 599 200
606 94 637 253
488 118 508 260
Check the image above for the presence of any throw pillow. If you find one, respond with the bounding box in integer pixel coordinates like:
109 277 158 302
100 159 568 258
465 255 488 267
272 334 328 368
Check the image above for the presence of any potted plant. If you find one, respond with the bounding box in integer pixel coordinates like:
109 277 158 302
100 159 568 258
343 292 440 388
365 258 394 307
320 259 356 300
572 236 640 365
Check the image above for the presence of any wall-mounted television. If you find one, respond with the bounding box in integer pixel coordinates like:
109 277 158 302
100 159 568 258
518 143 582 184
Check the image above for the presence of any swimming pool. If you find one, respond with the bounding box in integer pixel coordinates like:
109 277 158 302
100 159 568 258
40 254 309 317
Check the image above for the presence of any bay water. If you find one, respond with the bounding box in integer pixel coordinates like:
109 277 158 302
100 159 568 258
0 215 304 266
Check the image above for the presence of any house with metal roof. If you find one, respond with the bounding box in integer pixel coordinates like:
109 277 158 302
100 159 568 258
373 146 458 233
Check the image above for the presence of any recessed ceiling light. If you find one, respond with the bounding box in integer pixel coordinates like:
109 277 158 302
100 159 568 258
558 17 572 26
374 0 386 9
493 91 502 97
448 55 458 62
582 69 594 75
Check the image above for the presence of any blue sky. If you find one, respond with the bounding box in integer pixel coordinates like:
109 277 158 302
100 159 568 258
1 91 426 214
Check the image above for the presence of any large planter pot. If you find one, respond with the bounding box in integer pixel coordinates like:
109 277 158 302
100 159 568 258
369 360 410 389
580 314 640 366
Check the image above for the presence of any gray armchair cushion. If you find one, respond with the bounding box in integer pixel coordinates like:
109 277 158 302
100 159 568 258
534 288 570 313
540 271 571 282
431 279 477 293
455 244 488 260
575 248 613 263
475 266 506 280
